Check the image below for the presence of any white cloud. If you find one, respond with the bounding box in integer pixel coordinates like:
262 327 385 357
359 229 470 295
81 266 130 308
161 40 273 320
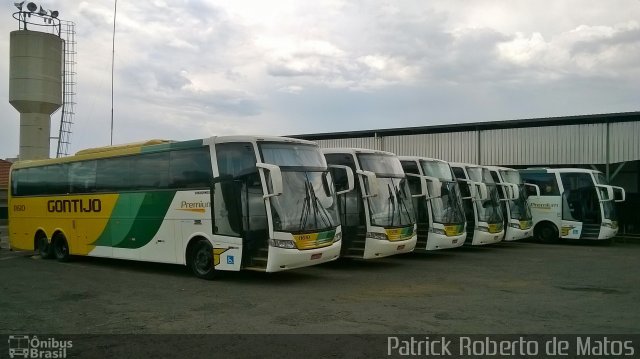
1 0 639 159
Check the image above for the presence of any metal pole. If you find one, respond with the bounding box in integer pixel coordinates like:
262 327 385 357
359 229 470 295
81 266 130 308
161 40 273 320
110 0 117 146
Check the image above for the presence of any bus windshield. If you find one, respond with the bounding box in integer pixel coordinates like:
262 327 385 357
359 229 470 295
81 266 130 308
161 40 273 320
357 153 405 178
478 184 504 224
500 170 523 184
420 160 454 181
259 143 340 233
499 170 531 220
358 154 415 227
593 173 617 221
430 181 466 225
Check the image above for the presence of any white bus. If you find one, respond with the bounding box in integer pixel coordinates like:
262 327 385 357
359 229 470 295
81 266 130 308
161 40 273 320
485 166 534 241
9 136 351 279
399 156 467 251
450 163 505 245
323 148 418 259
520 168 625 242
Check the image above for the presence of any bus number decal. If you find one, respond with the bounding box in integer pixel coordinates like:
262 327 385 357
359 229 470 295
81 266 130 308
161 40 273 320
13 204 26 212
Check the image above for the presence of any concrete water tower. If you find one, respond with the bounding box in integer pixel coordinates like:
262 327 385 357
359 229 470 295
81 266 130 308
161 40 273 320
9 2 63 160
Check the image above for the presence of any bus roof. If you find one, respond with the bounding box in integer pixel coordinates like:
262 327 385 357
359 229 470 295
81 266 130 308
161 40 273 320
11 135 319 170
521 167 603 175
322 147 397 156
397 155 449 164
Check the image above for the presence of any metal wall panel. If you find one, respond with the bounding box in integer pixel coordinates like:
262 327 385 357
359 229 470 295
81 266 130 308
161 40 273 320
480 124 607 165
309 121 639 166
609 122 640 163
382 132 478 163
315 137 380 150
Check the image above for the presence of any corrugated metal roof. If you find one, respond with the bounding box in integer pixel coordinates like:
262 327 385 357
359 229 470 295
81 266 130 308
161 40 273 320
297 112 640 165
292 111 640 140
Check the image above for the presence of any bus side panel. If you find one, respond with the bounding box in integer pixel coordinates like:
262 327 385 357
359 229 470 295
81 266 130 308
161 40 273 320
527 196 562 232
9 195 119 254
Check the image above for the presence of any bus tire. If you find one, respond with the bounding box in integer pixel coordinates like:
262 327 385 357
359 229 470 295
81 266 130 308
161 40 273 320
535 222 558 243
188 239 216 280
36 232 54 259
53 233 71 262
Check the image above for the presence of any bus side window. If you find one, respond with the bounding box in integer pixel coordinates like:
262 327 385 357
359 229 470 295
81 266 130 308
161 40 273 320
522 172 559 196
70 161 97 194
132 152 169 190
169 148 213 189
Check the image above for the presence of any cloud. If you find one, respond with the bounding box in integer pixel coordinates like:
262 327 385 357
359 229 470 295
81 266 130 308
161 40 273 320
1 0 639 159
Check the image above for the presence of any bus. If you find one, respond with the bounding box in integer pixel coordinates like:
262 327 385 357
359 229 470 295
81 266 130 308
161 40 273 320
323 148 418 258
485 165 534 241
450 163 505 245
399 156 467 251
9 136 353 279
520 168 625 242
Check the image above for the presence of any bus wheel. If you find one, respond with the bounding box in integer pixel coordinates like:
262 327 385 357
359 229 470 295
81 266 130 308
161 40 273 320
37 233 54 259
53 234 70 262
536 223 558 243
189 240 216 280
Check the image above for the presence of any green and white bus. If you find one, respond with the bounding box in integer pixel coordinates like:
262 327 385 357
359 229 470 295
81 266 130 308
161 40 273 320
399 156 467 251
450 163 505 245
485 165 534 241
520 168 625 242
323 148 418 259
9 136 351 278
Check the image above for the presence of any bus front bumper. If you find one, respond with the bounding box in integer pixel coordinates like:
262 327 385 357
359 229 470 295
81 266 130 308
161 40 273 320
504 226 532 241
471 230 504 245
265 241 341 272
425 232 466 251
363 235 417 259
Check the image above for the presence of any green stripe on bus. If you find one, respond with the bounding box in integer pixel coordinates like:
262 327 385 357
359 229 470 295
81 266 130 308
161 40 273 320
92 191 176 249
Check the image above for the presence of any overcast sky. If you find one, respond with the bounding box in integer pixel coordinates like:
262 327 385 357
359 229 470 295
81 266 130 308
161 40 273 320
2 0 639 159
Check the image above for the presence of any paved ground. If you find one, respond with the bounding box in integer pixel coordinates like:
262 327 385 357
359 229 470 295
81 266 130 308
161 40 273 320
0 239 638 334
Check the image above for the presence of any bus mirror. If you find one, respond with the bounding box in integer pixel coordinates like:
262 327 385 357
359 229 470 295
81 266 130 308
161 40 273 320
456 178 474 200
329 165 355 196
510 184 520 200
612 186 626 202
405 173 428 198
595 184 614 202
356 170 378 198
474 182 488 201
524 183 540 196
424 176 442 199
256 163 283 199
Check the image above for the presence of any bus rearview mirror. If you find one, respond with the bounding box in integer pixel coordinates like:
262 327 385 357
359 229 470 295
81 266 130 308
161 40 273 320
424 176 442 199
256 163 283 198
524 183 540 196
356 170 378 198
329 165 355 196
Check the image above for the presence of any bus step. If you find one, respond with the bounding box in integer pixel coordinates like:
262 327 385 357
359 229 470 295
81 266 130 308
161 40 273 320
580 224 602 240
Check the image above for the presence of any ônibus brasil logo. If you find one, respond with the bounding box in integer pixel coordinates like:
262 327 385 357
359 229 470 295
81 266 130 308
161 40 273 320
7 335 72 359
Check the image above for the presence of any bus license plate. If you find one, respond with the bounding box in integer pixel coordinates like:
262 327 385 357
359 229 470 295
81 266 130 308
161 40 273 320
397 245 405 250
311 253 322 260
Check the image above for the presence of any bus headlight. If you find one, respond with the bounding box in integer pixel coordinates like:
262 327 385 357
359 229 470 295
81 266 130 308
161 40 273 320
509 223 520 229
429 228 446 235
269 239 297 249
333 232 342 242
601 222 615 228
477 226 490 232
366 232 388 240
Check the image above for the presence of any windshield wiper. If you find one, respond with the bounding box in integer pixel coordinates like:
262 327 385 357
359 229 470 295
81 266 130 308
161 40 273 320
395 179 413 225
298 174 333 231
387 183 397 226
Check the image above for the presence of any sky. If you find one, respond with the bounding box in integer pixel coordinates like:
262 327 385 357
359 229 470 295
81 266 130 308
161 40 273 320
2 0 639 159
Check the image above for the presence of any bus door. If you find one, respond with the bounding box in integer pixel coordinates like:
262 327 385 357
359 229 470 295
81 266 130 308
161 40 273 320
214 142 268 267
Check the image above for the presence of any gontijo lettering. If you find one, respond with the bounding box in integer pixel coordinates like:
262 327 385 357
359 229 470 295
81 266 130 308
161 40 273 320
47 199 102 213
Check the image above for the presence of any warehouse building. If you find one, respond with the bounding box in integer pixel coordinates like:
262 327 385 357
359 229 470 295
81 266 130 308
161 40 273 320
293 111 640 236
